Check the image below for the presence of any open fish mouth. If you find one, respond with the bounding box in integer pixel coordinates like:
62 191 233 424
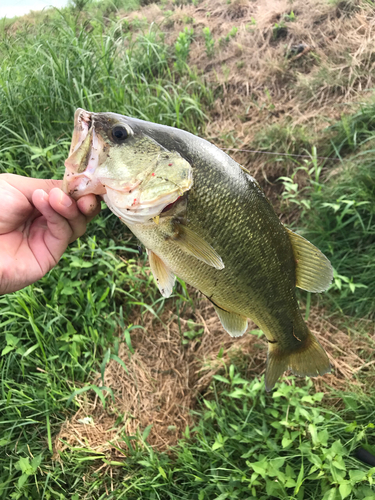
63 109 105 198
63 108 193 224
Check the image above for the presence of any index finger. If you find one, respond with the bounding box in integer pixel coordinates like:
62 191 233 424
0 174 62 203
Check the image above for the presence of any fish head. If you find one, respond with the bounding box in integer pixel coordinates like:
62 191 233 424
63 108 193 223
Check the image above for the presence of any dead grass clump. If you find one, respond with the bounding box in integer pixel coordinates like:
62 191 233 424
54 298 374 457
54 297 262 457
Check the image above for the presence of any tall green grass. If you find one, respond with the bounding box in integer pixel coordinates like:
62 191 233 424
0 11 211 179
0 9 211 499
303 157 375 317
260 112 375 318
290 107 375 318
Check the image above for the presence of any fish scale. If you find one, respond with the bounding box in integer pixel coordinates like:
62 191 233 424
63 108 334 390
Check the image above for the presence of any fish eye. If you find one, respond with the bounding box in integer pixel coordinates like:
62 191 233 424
112 125 129 143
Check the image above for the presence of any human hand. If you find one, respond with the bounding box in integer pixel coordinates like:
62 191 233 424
0 174 101 295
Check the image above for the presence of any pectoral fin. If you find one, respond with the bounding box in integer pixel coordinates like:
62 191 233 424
211 302 248 337
173 225 224 270
286 228 333 293
148 250 175 298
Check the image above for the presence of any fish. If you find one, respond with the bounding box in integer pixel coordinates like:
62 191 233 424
63 108 333 391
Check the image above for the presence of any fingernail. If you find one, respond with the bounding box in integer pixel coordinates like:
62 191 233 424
40 190 48 202
60 192 73 207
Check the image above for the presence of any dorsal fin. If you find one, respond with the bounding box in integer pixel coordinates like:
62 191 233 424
286 228 333 293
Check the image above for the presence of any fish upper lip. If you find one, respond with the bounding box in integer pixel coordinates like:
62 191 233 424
77 108 92 130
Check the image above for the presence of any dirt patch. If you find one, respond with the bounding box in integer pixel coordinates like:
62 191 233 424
54 296 374 457
54 295 262 456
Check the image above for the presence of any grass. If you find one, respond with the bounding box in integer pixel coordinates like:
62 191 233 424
0 10 211 179
302 155 375 318
275 107 375 318
1 0 375 498
7 376 374 499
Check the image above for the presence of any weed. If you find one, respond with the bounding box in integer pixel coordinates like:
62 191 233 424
182 319 204 344
284 10 297 21
219 26 238 47
202 26 215 58
302 157 375 317
174 26 194 73
41 376 375 498
278 144 373 315
245 16 257 31
273 11 296 40
273 20 288 40
71 0 90 12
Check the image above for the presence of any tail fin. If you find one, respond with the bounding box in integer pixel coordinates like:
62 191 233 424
265 330 331 392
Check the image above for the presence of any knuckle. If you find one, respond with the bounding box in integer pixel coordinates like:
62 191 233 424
45 179 62 191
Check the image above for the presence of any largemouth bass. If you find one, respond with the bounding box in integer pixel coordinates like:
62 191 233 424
63 108 333 391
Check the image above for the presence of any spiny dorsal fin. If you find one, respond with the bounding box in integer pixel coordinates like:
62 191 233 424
148 250 175 298
286 228 333 293
211 302 248 337
174 225 224 270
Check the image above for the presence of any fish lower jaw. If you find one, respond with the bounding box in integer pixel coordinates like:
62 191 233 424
103 193 174 224
63 173 106 198
103 186 183 224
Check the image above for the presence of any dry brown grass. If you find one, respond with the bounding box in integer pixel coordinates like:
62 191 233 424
119 0 375 208
54 295 375 457
124 0 375 149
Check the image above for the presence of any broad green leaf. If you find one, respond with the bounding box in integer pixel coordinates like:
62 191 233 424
1 345 15 356
308 423 318 446
17 457 33 475
31 454 42 471
322 488 338 500
339 482 352 499
349 469 366 482
212 440 223 451
18 474 28 489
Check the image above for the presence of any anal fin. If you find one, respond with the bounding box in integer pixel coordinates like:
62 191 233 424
148 250 175 298
286 228 333 293
211 302 248 337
